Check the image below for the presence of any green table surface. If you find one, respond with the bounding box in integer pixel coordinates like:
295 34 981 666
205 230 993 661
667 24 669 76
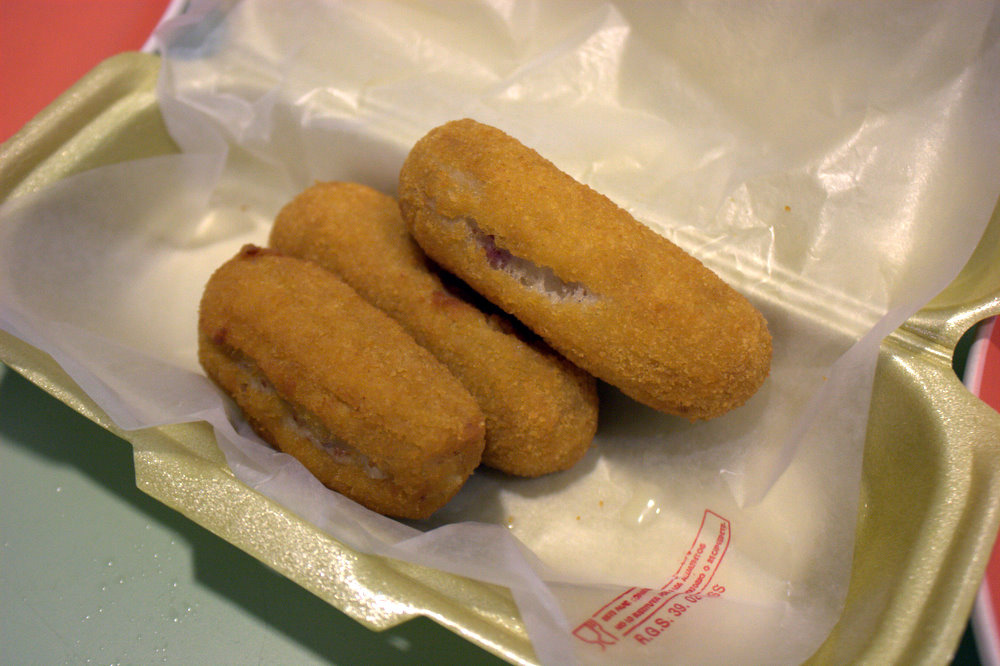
0 362 505 665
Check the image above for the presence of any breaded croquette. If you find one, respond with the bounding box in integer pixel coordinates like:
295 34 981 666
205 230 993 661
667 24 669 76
270 182 598 476
198 245 485 519
398 119 771 419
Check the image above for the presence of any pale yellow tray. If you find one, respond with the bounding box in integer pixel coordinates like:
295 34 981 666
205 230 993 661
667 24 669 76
2 52 999 665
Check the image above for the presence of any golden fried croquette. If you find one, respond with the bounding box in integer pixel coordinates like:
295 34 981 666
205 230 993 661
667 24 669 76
270 182 598 476
398 119 771 419
198 245 485 519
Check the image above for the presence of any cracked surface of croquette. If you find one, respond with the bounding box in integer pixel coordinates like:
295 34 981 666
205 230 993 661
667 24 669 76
198 245 485 519
271 182 598 476
398 119 772 419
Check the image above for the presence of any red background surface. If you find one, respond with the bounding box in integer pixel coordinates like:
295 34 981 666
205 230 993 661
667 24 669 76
1 0 171 142
978 320 1000 411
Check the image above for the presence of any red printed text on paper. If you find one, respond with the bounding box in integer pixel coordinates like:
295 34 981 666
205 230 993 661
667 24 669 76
572 509 731 650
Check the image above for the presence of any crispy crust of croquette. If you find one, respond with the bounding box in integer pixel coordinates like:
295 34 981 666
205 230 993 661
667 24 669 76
398 119 772 419
270 182 598 476
198 245 485 519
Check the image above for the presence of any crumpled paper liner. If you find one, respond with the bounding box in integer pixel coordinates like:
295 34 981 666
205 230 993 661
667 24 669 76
2 2 1000 663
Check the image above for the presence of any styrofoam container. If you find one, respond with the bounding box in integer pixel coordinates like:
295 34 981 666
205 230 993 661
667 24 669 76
2 52 999 665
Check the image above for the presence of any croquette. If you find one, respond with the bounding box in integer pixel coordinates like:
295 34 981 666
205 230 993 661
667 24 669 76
398 119 772 419
198 245 485 519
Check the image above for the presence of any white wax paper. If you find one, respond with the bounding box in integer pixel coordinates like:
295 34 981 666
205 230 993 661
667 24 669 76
2 1 999 663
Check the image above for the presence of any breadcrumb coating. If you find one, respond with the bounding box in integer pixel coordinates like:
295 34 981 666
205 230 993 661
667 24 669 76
198 245 485 518
270 182 598 476
398 119 772 419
